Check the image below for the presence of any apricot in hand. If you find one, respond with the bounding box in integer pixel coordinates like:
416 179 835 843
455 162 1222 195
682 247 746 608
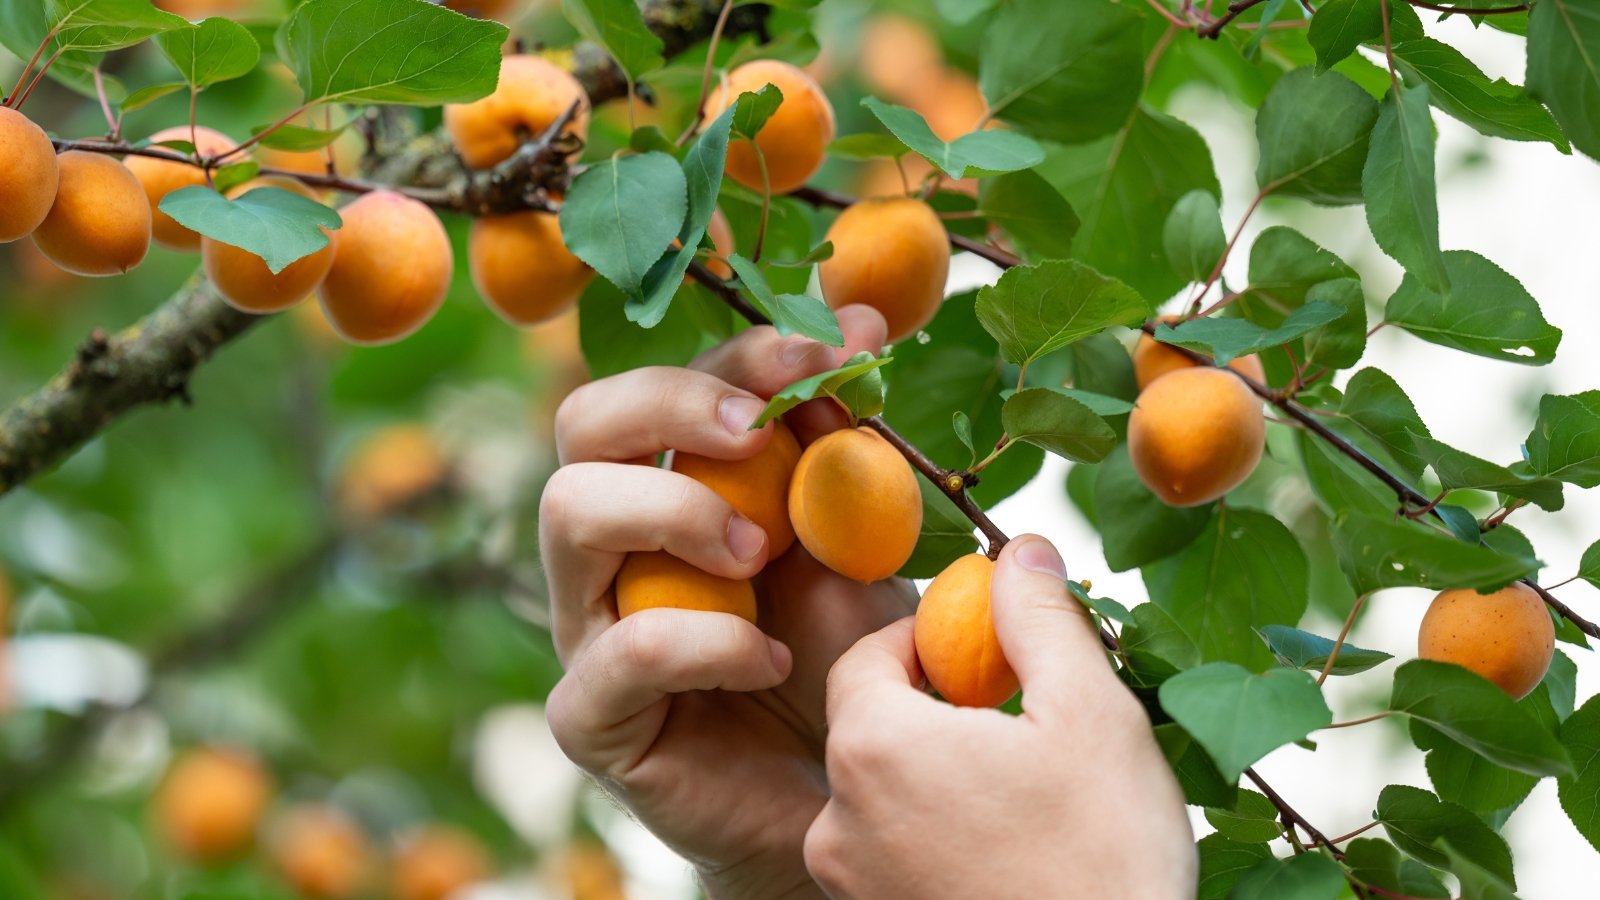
469 210 593 325
154 746 273 861
1127 366 1264 507
204 178 335 314
819 197 950 341
0 107 59 243
317 190 453 345
673 422 802 558
32 151 152 276
788 426 922 583
705 60 835 195
615 551 757 624
126 126 238 251
444 55 589 170
1419 583 1554 699
1133 316 1265 390
914 554 1019 708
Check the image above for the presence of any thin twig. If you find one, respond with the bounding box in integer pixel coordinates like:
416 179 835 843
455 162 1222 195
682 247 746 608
1318 592 1370 686
1407 0 1528 13
1245 768 1343 859
1199 0 1271 38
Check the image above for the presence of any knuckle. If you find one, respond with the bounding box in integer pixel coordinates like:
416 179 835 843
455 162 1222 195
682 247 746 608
617 611 674 675
552 383 593 456
825 717 891 783
802 815 845 889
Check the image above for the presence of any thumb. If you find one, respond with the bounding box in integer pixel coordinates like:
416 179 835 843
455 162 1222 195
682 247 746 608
989 534 1114 711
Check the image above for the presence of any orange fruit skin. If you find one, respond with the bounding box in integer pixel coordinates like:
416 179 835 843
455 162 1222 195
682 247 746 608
1133 317 1266 390
392 826 491 900
444 55 590 170
914 554 1018 708
32 152 152 276
317 190 453 345
125 126 238 251
469 210 593 325
858 14 943 104
204 177 334 313
270 806 372 899
260 130 364 181
788 427 922 583
1127 366 1264 507
818 197 949 342
443 0 524 21
337 424 447 520
154 747 273 861
0 107 59 243
706 60 836 195
1419 583 1554 699
704 207 736 280
905 68 988 143
154 0 255 16
615 551 758 624
672 422 802 559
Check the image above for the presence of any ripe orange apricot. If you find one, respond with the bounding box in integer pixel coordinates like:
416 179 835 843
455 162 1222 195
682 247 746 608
0 107 59 243
337 424 448 521
444 55 590 170
269 806 372 899
1127 366 1264 507
858 14 943 104
673 422 801 558
317 190 453 345
705 60 836 195
704 207 736 280
469 210 592 325
203 178 335 314
563 842 627 900
818 197 949 341
259 129 363 180
32 152 152 276
614 551 757 624
392 826 491 900
154 746 273 861
788 426 922 583
125 126 238 251
914 554 1018 708
1418 583 1554 699
1133 317 1266 390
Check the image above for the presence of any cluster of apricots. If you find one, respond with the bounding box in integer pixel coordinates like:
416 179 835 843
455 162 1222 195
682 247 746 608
153 746 491 899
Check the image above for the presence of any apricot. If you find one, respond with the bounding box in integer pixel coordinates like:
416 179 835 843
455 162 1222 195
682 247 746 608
907 68 989 143
32 152 151 276
259 129 363 180
704 207 735 280
562 842 626 900
469 210 592 325
0 107 59 243
337 424 448 521
1127 366 1264 507
392 826 491 900
269 806 372 899
1133 317 1265 390
125 126 238 251
154 0 254 16
317 190 452 345
443 0 524 21
615 551 757 623
1419 583 1554 699
202 178 334 314
672 422 801 558
914 554 1018 708
444 54 589 170
859 14 943 103
154 746 273 861
788 426 922 583
818 197 949 341
705 60 835 195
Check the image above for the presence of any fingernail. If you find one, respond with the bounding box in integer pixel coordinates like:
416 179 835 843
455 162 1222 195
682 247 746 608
1016 539 1067 581
728 514 767 563
780 337 825 370
720 395 764 435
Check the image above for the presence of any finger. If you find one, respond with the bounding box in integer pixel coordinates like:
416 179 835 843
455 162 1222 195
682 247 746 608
690 325 840 398
787 305 890 444
554 366 774 465
824 617 931 727
989 534 1114 714
547 608 793 775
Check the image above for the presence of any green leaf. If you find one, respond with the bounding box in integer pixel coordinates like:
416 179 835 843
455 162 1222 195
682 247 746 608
1154 301 1342 367
1331 511 1539 595
1411 434 1565 510
952 412 975 465
1384 250 1561 365
560 152 686 297
975 259 1148 367
860 96 1045 179
725 254 843 347
1559 692 1600 852
830 355 888 420
1070 582 1133 626
1255 624 1393 676
1308 0 1382 72
1300 277 1367 371
1342 838 1451 898
1338 367 1431 480
119 81 185 113
278 0 507 105
1526 392 1600 487
156 16 258 87
1439 839 1522 900
47 0 187 52
899 478 978 579
560 0 663 82
1162 190 1225 283
1144 508 1308 669
999 389 1115 464
1526 0 1600 160
1032 387 1134 418
252 122 348 153
1241 226 1359 322
1418 721 1541 819
1204 790 1281 843
1094 446 1212 573
0 0 106 100
1580 540 1600 589
1391 659 1574 777
211 161 258 195
158 185 340 274
977 0 1142 144
1363 84 1448 291
629 105 734 326
1393 37 1569 150
752 355 894 429
826 133 909 160
1159 663 1332 783
1256 68 1379 205
1376 785 1516 885
1195 834 1272 900
578 278 705 379
731 84 782 139
1227 853 1345 900
1156 725 1235 809
976 169 1079 261
1121 602 1202 687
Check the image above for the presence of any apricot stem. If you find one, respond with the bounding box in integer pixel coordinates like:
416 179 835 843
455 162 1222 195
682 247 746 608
214 103 310 163
1324 711 1394 730
6 29 57 108
93 68 117 137
677 0 736 146
1327 821 1380 846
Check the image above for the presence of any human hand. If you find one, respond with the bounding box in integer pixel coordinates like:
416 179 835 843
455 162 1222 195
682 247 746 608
804 535 1196 900
540 307 916 900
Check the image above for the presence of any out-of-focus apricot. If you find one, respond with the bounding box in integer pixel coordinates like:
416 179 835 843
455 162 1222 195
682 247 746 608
154 746 273 861
858 14 943 103
337 424 448 521
269 806 372 899
392 826 492 900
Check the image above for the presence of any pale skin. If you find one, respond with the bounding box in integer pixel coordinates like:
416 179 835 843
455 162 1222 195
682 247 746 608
541 308 1195 899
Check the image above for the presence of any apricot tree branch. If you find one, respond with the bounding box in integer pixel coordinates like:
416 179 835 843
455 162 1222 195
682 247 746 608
1245 767 1343 859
